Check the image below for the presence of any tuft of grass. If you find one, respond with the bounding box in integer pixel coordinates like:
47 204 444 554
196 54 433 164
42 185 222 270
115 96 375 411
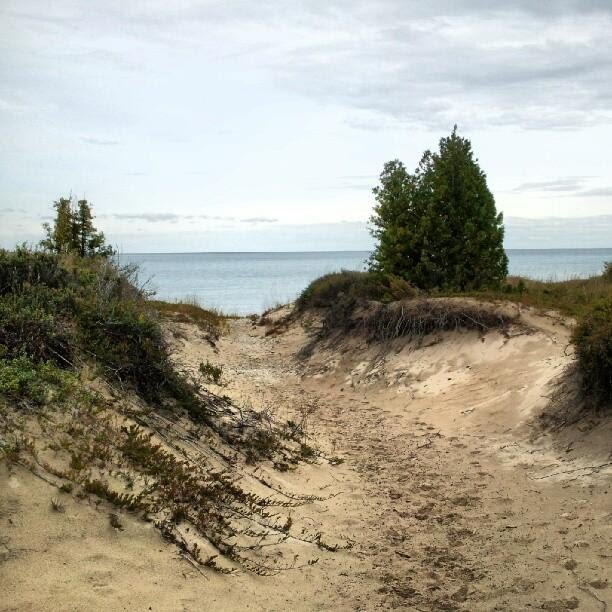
149 296 232 334
199 360 223 385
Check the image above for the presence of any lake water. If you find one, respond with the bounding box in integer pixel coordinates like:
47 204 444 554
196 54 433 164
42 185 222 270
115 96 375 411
121 249 612 316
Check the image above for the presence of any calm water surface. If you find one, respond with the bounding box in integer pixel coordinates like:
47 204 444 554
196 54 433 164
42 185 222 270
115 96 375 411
122 249 612 316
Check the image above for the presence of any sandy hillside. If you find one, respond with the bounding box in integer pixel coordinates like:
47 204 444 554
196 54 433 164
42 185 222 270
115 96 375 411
2 305 611 611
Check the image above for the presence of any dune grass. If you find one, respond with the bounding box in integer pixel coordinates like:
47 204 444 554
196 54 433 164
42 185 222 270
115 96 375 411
297 267 612 320
149 296 235 334
446 273 612 319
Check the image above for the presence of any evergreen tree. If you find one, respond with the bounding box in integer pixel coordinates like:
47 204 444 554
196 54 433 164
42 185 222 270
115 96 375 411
41 196 113 258
370 127 508 290
41 197 75 254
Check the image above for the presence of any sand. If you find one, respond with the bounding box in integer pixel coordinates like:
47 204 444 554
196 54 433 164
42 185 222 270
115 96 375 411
1 305 611 611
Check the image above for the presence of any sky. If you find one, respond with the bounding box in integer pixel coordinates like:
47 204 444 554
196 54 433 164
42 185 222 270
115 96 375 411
1 0 612 251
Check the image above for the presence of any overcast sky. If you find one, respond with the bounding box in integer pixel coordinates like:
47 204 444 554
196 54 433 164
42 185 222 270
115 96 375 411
1 0 612 251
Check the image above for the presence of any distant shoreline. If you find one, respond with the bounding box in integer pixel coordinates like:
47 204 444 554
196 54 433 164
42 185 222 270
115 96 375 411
120 247 612 256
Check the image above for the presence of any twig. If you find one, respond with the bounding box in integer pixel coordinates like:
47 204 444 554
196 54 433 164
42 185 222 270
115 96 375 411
530 462 612 480
578 586 607 611
178 552 209 579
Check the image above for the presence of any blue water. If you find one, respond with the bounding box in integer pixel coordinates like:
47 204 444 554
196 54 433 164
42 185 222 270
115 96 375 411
121 249 612 316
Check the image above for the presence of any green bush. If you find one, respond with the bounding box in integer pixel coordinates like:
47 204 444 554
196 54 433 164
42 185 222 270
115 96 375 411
0 291 74 364
199 361 223 384
0 248 215 421
0 356 75 405
572 298 612 405
0 247 68 296
76 297 169 400
297 270 419 311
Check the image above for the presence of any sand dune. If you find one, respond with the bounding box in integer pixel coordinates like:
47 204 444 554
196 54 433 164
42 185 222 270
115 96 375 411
2 305 611 611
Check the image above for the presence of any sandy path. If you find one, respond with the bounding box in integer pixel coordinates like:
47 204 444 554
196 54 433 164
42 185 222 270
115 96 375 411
2 311 610 611
178 311 612 611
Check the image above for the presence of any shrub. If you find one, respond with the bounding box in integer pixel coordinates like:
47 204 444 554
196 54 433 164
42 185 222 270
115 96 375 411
603 262 612 283
296 270 417 311
0 291 74 364
572 298 612 405
199 361 223 384
0 356 75 405
0 248 216 421
76 296 169 399
0 247 68 295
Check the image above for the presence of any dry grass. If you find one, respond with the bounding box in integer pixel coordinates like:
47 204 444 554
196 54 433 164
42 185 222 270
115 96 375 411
450 274 612 319
356 298 517 342
149 296 234 334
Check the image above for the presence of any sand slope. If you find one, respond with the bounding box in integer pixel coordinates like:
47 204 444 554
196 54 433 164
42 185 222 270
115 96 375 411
2 306 611 611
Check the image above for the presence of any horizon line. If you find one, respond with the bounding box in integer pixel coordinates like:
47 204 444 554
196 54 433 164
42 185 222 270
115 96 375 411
117 247 612 256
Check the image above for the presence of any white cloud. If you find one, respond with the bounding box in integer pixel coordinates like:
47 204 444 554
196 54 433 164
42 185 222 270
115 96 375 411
1 1 611 246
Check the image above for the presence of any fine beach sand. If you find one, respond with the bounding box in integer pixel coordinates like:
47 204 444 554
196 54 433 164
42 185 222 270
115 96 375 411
2 305 611 611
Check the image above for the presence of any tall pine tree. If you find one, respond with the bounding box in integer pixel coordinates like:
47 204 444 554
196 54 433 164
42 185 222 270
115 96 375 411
370 127 507 290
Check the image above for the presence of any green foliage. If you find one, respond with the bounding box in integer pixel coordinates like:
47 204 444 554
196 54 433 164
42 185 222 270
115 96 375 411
40 195 114 258
370 126 508 290
83 478 140 510
199 360 223 384
0 356 75 405
0 247 69 295
0 248 215 421
0 290 74 364
297 271 383 309
572 298 612 405
296 270 422 339
602 262 612 283
77 296 170 400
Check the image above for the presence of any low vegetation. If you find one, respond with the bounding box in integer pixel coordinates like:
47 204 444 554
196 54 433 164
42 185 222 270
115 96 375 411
357 299 516 342
0 240 328 574
451 273 612 319
199 360 224 384
572 298 612 404
149 296 231 336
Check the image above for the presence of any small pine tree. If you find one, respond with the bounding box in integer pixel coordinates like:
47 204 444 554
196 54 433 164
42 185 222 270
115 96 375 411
41 195 113 258
370 127 508 290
